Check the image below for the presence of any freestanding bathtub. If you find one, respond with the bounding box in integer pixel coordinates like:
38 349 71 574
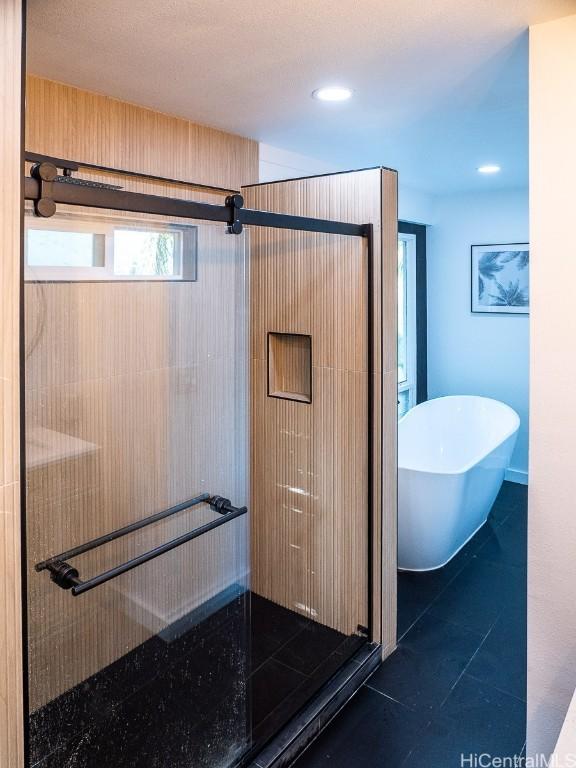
398 395 520 571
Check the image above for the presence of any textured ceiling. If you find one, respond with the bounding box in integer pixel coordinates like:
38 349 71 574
26 0 576 192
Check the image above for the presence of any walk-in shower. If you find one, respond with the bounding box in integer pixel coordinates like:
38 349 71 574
22 158 393 767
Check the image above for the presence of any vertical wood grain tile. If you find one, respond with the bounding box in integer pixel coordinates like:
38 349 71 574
0 2 24 765
243 168 398 645
25 76 259 191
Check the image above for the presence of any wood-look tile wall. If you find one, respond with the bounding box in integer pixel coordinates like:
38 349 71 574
25 76 258 192
243 169 398 649
22 79 258 713
0 2 24 767
249 231 368 634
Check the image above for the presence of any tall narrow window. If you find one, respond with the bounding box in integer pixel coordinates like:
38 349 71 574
398 233 417 417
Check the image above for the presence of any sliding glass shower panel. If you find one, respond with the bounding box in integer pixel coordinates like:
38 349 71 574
23 197 372 768
24 209 250 768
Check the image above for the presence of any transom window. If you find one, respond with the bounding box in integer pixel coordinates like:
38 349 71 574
24 212 197 282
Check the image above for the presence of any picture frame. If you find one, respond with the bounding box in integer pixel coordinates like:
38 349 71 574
471 243 530 314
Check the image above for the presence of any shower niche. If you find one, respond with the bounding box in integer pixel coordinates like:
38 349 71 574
267 332 312 403
22 132 397 767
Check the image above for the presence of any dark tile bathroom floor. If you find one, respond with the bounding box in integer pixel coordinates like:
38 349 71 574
31 591 363 767
293 481 528 768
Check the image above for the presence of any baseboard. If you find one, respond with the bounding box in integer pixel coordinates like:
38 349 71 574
505 468 528 485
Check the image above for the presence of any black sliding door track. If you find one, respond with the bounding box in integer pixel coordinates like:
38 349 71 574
24 157 369 239
24 150 239 195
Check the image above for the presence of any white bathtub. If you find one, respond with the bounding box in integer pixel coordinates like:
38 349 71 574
398 395 520 571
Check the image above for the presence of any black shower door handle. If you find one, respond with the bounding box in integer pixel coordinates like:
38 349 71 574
35 494 247 596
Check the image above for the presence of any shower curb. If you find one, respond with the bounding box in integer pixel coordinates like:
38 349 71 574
247 642 382 768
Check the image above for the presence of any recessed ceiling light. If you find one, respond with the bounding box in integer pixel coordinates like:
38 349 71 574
312 86 353 102
478 164 501 174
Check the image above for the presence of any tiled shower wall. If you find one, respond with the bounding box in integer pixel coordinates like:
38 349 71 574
0 1 24 766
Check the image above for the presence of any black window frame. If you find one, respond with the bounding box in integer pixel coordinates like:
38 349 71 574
398 221 427 404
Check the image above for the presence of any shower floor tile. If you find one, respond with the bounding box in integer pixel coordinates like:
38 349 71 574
30 590 364 768
251 659 308 727
273 621 348 676
294 481 527 768
250 593 309 670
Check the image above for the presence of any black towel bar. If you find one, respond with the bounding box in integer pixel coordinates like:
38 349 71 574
35 494 247 596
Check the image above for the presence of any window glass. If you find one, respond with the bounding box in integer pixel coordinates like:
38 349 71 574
27 229 105 268
25 213 195 282
398 239 408 385
398 389 410 419
113 230 178 276
398 233 417 419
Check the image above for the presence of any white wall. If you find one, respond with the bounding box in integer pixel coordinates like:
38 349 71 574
427 188 529 480
398 185 436 226
528 13 576 759
259 143 435 224
259 142 337 182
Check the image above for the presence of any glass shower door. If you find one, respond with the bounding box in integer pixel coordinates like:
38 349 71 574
23 195 373 768
24 210 250 768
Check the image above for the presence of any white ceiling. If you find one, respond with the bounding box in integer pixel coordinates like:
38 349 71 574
26 0 576 193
